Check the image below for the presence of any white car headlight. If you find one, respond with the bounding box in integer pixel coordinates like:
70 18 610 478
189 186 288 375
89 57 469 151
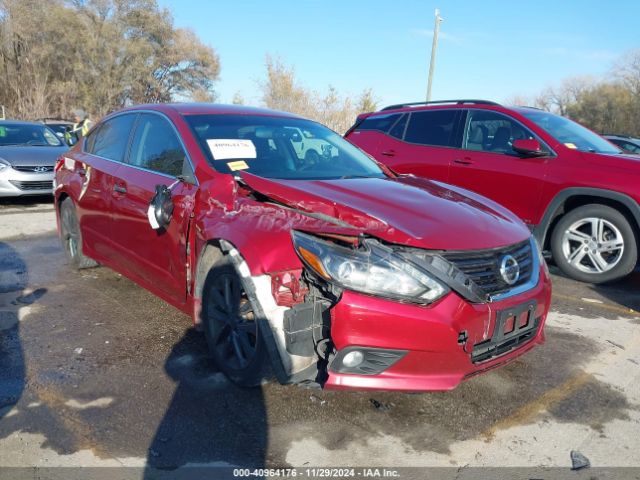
291 230 449 303
0 158 10 172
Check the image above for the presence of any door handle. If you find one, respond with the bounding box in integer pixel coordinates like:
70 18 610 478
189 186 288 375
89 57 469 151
453 157 474 165
381 150 396 157
114 184 127 194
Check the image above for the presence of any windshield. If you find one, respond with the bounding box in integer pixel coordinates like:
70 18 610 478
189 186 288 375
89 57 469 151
185 114 386 180
520 110 620 154
0 123 63 147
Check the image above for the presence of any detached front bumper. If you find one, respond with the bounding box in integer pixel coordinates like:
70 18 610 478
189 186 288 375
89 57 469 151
324 265 552 391
0 168 54 197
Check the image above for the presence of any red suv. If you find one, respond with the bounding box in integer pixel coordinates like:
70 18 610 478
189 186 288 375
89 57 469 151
346 100 640 284
54 104 551 391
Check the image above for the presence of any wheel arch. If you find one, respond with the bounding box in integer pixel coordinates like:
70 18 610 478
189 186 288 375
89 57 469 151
534 188 640 250
55 190 70 212
192 238 291 384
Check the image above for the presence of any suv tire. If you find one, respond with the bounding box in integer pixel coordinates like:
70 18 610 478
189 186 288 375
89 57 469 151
551 204 637 283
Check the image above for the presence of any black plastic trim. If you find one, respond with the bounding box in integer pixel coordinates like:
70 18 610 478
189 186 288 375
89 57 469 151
472 301 539 363
330 346 408 375
533 188 640 244
381 99 501 111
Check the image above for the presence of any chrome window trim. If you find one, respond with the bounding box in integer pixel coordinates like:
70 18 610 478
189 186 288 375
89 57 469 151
488 236 541 302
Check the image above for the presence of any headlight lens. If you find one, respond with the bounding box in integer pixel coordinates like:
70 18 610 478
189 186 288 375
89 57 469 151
0 158 10 171
291 231 448 303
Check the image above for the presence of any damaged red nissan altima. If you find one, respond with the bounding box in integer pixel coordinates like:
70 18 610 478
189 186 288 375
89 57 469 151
54 104 551 391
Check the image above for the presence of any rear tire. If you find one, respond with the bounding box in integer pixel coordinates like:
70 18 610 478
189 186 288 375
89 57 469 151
59 198 98 270
550 204 637 283
202 259 269 387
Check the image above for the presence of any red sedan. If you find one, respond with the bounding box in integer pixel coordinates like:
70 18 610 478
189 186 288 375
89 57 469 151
54 104 551 391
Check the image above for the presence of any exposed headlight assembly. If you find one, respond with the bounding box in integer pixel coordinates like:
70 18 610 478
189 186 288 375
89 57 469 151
291 230 449 304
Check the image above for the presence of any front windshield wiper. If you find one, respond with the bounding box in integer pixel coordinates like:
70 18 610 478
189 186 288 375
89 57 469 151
338 174 376 180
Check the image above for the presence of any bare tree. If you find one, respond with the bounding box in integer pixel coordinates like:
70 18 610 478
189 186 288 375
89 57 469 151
0 0 220 119
260 55 377 134
507 51 640 137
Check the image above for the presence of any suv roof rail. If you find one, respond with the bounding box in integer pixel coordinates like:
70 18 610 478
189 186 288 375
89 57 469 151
381 99 501 111
515 105 545 110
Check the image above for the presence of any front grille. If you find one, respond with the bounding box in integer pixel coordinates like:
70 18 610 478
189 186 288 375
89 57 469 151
440 240 533 296
9 180 53 191
12 165 54 173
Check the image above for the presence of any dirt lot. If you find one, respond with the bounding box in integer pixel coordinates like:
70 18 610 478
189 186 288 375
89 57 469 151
1 197 639 479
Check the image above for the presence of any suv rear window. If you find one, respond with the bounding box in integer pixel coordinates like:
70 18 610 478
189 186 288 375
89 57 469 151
404 110 458 147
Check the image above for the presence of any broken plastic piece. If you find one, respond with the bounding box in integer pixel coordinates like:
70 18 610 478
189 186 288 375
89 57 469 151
570 450 590 470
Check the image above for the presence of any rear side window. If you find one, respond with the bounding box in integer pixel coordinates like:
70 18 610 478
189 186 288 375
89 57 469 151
87 114 136 162
388 114 408 139
404 110 458 147
128 114 186 177
357 114 401 133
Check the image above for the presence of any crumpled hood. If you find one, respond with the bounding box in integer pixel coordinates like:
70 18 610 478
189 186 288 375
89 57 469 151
0 145 68 166
239 172 530 250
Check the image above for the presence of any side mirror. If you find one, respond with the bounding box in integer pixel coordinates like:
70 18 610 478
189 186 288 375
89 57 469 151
512 139 546 157
147 184 174 230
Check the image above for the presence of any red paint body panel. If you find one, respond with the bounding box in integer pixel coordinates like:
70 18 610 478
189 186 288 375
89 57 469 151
326 264 551 391
55 103 552 392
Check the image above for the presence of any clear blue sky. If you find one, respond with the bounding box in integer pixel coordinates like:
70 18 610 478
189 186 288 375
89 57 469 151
159 0 639 107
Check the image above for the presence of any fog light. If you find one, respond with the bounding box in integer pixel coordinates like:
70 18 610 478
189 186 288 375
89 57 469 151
342 350 364 368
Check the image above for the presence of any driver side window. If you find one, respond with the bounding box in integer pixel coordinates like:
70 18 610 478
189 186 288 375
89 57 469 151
128 114 188 178
464 110 535 154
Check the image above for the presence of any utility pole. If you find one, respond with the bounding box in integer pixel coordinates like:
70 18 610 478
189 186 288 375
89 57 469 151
426 8 443 102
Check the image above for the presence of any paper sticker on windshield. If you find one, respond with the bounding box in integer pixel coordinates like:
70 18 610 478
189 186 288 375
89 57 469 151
564 142 578 149
207 139 256 160
227 160 249 171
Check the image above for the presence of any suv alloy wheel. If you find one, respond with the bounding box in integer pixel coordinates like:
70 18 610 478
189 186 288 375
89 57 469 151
550 204 637 283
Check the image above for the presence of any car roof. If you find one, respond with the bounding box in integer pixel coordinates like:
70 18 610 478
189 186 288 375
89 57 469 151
116 103 305 119
0 120 51 127
38 119 73 124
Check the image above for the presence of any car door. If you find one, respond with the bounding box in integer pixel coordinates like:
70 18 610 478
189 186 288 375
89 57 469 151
109 112 198 305
448 109 551 226
376 109 463 182
75 113 137 260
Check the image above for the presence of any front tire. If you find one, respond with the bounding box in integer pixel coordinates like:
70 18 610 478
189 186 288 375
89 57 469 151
59 198 98 270
202 259 268 387
550 204 637 283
